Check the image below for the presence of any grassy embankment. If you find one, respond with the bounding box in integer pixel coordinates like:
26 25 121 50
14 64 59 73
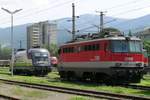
0 67 149 97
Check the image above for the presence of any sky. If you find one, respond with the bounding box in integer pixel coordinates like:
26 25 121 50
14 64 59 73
0 0 150 27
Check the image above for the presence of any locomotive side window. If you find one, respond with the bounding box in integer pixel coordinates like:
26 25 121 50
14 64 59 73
88 45 92 51
83 44 100 51
58 48 61 54
84 45 88 51
63 47 75 53
63 48 65 53
62 43 100 53
95 44 100 50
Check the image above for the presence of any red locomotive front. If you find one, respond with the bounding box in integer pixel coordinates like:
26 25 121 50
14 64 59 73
58 36 145 84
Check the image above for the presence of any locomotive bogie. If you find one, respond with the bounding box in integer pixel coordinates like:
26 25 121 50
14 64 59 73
59 66 144 84
12 66 51 75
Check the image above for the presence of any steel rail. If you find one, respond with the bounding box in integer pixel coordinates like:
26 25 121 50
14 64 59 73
0 94 20 100
120 84 150 91
0 79 149 100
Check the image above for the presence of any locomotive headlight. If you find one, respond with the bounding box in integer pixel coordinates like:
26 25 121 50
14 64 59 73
136 63 142 67
125 57 133 61
115 63 122 67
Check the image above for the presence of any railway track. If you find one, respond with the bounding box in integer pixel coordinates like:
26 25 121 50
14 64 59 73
120 84 150 91
0 94 20 100
0 60 10 67
0 79 150 100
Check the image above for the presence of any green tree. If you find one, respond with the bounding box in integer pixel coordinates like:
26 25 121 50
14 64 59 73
43 43 59 57
0 45 11 60
143 40 150 57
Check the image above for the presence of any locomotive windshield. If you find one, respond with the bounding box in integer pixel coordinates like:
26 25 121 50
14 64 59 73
111 40 142 53
32 52 49 64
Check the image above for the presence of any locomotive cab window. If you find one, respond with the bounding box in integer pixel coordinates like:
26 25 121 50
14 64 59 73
111 40 142 53
129 41 141 53
111 40 128 52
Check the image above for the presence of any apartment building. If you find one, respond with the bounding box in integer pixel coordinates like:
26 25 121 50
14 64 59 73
27 21 57 49
136 28 150 40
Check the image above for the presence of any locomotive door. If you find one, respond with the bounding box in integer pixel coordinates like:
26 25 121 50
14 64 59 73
104 41 112 61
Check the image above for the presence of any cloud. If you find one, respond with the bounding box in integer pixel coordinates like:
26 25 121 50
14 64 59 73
0 0 51 10
0 0 150 28
0 0 15 5
32 0 50 6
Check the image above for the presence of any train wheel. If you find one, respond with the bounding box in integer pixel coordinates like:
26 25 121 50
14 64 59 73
82 72 92 81
66 71 71 80
90 73 96 82
27 71 33 76
59 71 67 79
102 75 114 85
66 71 75 81
34 70 40 76
13 70 17 75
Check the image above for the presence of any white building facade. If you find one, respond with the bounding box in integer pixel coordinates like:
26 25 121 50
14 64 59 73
136 28 150 40
27 21 57 49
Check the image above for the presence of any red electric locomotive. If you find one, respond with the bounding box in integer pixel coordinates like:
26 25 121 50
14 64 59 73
58 35 145 84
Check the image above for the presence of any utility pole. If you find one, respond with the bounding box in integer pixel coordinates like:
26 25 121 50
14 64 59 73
19 40 22 49
128 30 132 36
96 11 106 34
100 12 104 33
2 8 22 76
72 3 75 41
48 34 50 50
